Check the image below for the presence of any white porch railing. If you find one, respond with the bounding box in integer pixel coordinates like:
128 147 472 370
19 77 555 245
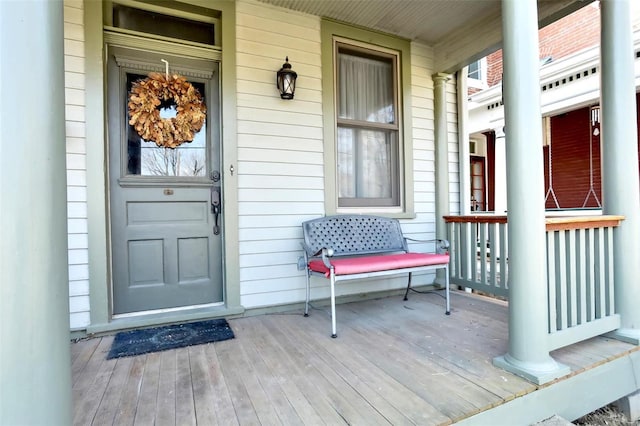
444 214 624 351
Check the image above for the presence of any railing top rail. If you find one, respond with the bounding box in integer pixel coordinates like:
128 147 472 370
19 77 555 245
443 215 508 224
544 215 625 231
443 214 625 230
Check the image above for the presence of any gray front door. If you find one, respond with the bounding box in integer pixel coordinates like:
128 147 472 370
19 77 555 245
107 46 223 315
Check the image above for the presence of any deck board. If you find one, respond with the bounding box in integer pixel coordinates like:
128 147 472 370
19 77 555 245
274 312 446 425
155 349 177 426
189 345 220 425
214 339 262 425
71 337 101 385
241 316 343 425
354 296 533 399
261 315 390 425
91 356 132 425
327 306 497 421
174 348 197 425
232 322 308 424
113 355 146 425
72 340 117 426
273 313 412 425
202 343 239 425
71 291 639 426
134 351 161 425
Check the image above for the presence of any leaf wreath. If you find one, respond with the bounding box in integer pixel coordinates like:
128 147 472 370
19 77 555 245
128 72 207 149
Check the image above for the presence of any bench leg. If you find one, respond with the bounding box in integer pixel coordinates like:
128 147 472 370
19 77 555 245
445 265 451 315
304 268 310 317
330 272 337 338
403 272 413 300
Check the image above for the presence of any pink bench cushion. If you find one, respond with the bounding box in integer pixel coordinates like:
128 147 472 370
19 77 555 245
308 252 450 278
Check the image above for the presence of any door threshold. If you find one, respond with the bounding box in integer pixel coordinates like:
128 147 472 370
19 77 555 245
113 302 225 319
85 304 245 336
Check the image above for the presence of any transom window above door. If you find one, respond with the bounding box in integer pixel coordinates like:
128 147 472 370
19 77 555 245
104 2 221 49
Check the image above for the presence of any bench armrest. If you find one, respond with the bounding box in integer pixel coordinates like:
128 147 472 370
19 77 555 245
299 242 335 270
318 247 334 269
404 237 450 254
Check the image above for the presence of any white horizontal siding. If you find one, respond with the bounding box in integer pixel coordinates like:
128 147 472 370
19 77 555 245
236 0 452 308
238 175 323 189
64 0 89 330
239 214 320 229
407 41 438 245
236 0 324 309
59 0 453 327
447 77 461 214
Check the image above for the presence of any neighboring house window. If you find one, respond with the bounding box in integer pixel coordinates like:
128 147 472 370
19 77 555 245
336 43 399 207
467 58 487 90
322 20 413 215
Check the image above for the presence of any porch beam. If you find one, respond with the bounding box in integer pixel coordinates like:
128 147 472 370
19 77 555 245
0 1 72 425
492 0 569 385
600 0 640 345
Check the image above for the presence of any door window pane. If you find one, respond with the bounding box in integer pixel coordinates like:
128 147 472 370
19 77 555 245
126 73 207 177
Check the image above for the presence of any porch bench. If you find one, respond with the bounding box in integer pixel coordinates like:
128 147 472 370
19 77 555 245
298 215 450 337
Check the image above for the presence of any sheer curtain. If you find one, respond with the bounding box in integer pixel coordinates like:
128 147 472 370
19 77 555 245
337 52 396 201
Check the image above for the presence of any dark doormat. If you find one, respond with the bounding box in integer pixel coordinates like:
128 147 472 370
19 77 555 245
106 318 234 359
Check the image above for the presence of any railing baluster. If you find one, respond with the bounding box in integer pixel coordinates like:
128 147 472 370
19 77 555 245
606 227 615 316
578 228 587 326
547 230 557 333
443 214 623 344
479 222 487 286
489 223 497 289
499 222 508 291
448 222 457 278
597 227 606 319
586 228 596 321
557 231 568 331
567 229 577 328
460 222 469 281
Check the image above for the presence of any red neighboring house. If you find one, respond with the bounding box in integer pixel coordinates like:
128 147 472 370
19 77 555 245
468 3 640 212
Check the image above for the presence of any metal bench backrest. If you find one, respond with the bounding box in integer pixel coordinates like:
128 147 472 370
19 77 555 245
301 215 408 257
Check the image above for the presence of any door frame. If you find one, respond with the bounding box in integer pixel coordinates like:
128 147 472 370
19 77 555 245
84 0 243 334
106 45 223 315
470 155 487 211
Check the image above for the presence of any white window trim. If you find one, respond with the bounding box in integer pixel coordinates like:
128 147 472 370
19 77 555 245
468 57 488 90
321 20 414 217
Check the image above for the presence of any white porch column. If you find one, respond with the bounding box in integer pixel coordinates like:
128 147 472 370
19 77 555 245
0 1 72 425
493 127 508 214
492 0 569 384
433 73 451 244
600 0 640 344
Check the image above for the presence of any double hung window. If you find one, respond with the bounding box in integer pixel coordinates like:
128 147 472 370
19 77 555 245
336 44 400 207
322 20 412 215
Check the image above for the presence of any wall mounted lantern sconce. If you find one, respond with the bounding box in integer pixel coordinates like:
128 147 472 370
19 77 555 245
276 57 297 99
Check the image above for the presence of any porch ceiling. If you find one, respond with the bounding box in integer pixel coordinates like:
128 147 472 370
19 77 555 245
256 0 595 72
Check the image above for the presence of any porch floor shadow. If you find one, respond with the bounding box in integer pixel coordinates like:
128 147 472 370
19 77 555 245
71 291 638 425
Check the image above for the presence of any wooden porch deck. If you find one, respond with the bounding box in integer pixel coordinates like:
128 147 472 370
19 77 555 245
71 291 638 425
